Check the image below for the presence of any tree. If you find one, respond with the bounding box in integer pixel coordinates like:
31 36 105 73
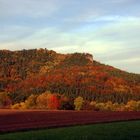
36 92 49 109
104 101 114 111
125 100 138 111
25 94 38 109
0 92 12 108
74 96 84 110
46 94 60 110
59 96 74 110
36 91 60 110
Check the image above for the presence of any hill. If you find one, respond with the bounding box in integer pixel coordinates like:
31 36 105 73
0 48 140 106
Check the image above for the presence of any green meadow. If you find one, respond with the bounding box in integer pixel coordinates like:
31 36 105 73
0 121 140 140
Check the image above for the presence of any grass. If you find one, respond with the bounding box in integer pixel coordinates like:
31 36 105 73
0 121 140 140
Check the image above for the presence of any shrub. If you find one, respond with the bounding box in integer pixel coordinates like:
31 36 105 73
104 101 114 111
82 101 93 110
59 96 74 110
125 100 138 111
95 102 105 111
11 102 26 109
136 101 140 111
11 103 20 109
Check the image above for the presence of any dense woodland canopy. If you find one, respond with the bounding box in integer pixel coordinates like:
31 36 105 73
0 48 140 110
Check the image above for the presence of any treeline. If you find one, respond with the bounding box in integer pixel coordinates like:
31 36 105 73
1 91 140 111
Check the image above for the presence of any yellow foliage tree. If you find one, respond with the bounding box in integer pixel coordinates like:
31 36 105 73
36 92 49 109
25 94 37 109
125 100 138 111
74 96 84 110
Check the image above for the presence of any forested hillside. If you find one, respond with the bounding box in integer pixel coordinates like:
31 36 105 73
0 49 140 111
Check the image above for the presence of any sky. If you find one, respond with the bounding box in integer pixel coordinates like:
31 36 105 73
0 0 140 73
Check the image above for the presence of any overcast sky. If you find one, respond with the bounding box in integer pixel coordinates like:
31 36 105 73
0 0 140 73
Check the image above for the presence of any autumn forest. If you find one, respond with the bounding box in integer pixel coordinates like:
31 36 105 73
0 49 140 111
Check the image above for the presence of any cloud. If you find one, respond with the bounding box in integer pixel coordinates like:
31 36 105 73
0 0 66 18
58 0 140 24
1 16 139 54
0 25 36 42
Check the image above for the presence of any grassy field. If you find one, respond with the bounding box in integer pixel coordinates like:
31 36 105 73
0 121 140 140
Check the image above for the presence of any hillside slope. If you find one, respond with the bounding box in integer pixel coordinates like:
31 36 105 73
0 49 140 104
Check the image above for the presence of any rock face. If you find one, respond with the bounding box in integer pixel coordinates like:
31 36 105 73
84 53 93 62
